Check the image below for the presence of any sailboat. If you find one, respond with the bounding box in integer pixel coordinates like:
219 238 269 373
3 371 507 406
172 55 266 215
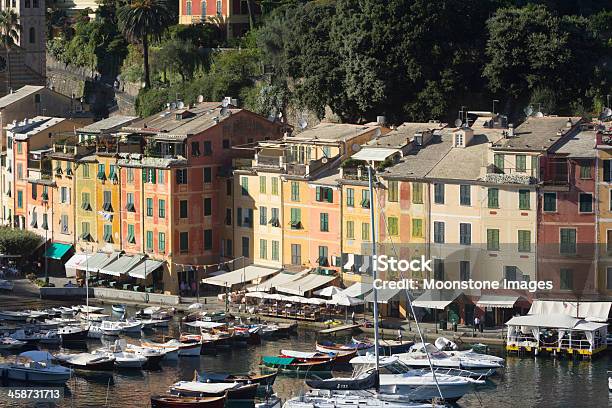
283 165 448 408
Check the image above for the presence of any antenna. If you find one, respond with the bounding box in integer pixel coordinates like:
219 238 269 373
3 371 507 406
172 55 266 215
197 95 204 103
298 118 307 130
454 118 463 128
524 106 534 117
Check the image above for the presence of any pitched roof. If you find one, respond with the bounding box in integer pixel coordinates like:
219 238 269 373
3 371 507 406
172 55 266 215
291 122 379 142
549 128 597 158
425 134 493 181
77 115 138 134
367 122 446 149
492 116 583 152
0 85 45 108
9 116 68 140
381 133 453 180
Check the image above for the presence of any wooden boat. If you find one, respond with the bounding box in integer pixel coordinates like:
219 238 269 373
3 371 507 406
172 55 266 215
261 356 334 372
198 370 277 387
281 349 356 364
55 352 116 371
170 381 259 400
316 340 374 356
151 395 226 408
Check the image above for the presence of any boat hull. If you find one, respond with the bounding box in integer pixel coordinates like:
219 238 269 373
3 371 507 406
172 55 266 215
179 343 202 357
173 383 258 401
151 395 226 408
378 382 471 402
2 367 71 384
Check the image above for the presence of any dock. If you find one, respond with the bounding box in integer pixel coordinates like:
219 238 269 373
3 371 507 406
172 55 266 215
319 324 361 335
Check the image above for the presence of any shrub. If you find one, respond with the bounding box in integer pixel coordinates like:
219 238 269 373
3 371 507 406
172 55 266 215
0 228 43 257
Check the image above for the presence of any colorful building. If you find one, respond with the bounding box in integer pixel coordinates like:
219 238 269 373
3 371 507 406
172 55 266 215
178 0 261 38
596 127 612 298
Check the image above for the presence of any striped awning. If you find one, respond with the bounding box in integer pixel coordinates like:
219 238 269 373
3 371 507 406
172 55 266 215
128 260 164 279
99 255 145 277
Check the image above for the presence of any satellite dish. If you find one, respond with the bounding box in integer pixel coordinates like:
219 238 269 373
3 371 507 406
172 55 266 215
351 144 361 152
298 118 308 130
197 95 204 103
524 106 534 117
322 157 328 164
222 97 230 108
177 101 185 109
170 102 177 110
454 118 463 128
535 111 544 118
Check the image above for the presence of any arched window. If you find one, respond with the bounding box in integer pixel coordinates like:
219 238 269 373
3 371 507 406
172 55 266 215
201 0 206 16
29 27 35 44
186 0 192 15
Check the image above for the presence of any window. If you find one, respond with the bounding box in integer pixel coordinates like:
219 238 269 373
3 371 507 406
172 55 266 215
157 169 164 184
494 153 504 173
60 187 68 203
411 218 423 238
434 259 444 280
225 208 232 225
579 193 593 213
31 185 37 200
41 213 47 230
361 190 370 208
216 0 221 15
191 142 200 157
316 187 333 203
259 239 267 259
142 168 156 183
82 164 90 178
25 0 29 6
291 244 301 265
204 229 213 250
81 222 90 240
33 0 38 7
560 268 573 290
272 241 279 261
103 224 112 242
560 228 577 255
488 188 499 208
82 192 91 211
607 230 612 254
240 177 249 195
200 197 211 216
158 199 166 218
290 208 301 229
271 177 279 195
16 163 22 180
543 192 557 212
361 222 370 240
346 221 354 239
346 188 354 207
519 190 530 210
320 213 329 232
146 198 153 216
17 190 22 208
259 206 267 225
203 167 212 183
126 193 135 212
203 141 212 155
433 221 444 243
176 169 187 184
487 229 499 251
388 181 398 202
291 181 300 201
222 139 230 149
518 230 531 252
127 224 135 244
259 176 266 194
270 208 279 227
388 217 399 236
226 179 232 195
434 183 444 204
579 161 592 179
186 0 192 14
460 261 470 281
237 208 242 226
159 232 166 253
459 223 471 245
504 266 518 281
126 168 134 183
605 160 612 182
97 164 106 180
459 185 471 206
318 246 329 266
17 142 22 153
146 231 154 251
180 232 189 253
102 191 112 211
245 208 253 227
180 200 188 218
516 155 526 172
242 237 249 257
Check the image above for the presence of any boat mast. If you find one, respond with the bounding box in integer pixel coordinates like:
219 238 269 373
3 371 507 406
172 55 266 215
367 164 380 373
85 254 89 322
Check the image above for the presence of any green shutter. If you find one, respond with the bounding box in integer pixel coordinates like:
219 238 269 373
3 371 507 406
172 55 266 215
488 188 499 208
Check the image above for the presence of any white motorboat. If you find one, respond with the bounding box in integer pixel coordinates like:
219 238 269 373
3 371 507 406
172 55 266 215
124 344 165 365
56 307 77 317
0 336 26 350
100 320 122 336
0 311 30 321
0 351 72 384
394 343 502 376
282 390 445 408
58 325 90 342
93 341 148 369
55 352 116 370
0 280 14 291
73 305 105 314
119 320 143 334
80 312 110 322
10 329 61 346
88 322 104 339
142 339 200 357
25 310 49 320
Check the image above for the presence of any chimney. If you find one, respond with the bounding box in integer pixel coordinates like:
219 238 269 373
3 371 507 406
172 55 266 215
566 118 572 128
376 116 386 126
508 123 514 137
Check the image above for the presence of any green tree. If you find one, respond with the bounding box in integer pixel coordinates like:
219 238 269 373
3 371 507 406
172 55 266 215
118 0 173 89
0 227 42 258
0 9 21 93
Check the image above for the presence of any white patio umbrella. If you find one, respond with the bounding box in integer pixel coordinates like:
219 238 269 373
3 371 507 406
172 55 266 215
330 294 364 307
303 297 327 305
314 286 343 297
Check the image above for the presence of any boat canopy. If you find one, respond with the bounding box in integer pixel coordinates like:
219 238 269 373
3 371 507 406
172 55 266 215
528 300 611 323
276 273 336 296
476 295 521 309
99 255 144 277
128 259 164 279
202 265 281 288
246 271 309 292
411 289 463 310
505 313 602 329
262 356 294 365
19 350 55 361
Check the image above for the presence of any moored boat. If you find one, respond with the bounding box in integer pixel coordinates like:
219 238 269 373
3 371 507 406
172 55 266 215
198 370 277 387
0 336 26 350
55 352 116 371
0 311 30 322
170 381 259 400
261 356 334 372
112 304 127 314
0 351 72 384
151 395 226 408
58 325 89 342
282 349 355 364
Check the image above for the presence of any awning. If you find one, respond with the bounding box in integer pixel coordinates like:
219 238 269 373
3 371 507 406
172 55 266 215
477 295 520 309
351 147 399 162
128 259 164 279
412 289 463 310
276 273 336 296
44 243 72 260
246 270 308 292
64 253 89 278
359 255 370 273
365 288 409 304
202 265 282 288
342 282 373 298
343 254 355 270
528 300 611 323
99 255 144 277
83 252 122 273
505 313 582 329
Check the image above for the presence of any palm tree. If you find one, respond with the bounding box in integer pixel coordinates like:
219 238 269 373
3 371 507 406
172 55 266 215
0 9 21 94
118 0 171 89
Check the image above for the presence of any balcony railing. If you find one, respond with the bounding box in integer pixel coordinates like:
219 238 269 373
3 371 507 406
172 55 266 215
484 165 537 185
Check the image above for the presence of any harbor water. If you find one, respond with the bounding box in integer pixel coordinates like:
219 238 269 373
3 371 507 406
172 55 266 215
0 306 609 407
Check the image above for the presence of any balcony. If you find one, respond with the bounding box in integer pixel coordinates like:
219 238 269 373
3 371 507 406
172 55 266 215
484 165 537 185
255 154 282 168
542 160 569 187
